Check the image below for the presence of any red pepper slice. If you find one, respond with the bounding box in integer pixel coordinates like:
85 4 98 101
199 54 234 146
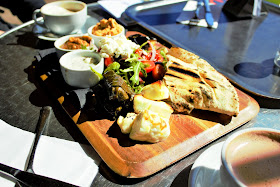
104 56 114 67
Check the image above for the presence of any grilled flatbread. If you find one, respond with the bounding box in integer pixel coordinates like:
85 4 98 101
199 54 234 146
163 47 239 116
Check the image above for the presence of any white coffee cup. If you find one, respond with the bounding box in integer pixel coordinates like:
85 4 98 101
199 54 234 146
221 128 280 187
33 1 87 35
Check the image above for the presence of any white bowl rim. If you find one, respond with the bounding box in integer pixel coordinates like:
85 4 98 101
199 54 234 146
87 24 125 38
221 127 280 187
54 33 93 53
59 50 104 72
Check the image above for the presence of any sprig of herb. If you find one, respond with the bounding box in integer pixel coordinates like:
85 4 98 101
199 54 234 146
81 44 87 50
104 53 146 93
104 62 120 73
90 66 103 80
160 48 168 67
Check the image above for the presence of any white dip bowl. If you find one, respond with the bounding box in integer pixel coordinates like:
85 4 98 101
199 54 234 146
54 34 97 58
87 24 125 48
59 50 104 88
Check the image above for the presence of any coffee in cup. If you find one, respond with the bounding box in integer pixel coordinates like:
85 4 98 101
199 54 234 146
33 1 87 35
221 128 280 187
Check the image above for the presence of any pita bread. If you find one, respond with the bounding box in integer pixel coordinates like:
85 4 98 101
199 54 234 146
163 47 239 116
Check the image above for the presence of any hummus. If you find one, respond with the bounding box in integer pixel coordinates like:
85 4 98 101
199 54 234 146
92 18 123 36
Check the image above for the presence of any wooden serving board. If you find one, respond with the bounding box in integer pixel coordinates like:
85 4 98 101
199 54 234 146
34 31 259 178
74 88 259 178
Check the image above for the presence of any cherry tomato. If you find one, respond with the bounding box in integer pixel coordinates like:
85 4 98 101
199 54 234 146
104 56 114 67
142 60 155 73
154 50 164 62
152 63 165 80
144 50 164 62
143 52 151 60
136 48 151 60
136 43 164 63
134 48 143 56
139 60 155 77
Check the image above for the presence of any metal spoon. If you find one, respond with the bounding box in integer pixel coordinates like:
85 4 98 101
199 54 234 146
25 106 52 173
0 106 75 186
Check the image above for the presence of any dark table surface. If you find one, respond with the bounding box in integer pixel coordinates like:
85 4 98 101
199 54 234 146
125 0 280 100
0 2 279 187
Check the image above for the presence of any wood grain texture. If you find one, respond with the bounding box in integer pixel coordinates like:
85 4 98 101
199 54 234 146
75 88 259 178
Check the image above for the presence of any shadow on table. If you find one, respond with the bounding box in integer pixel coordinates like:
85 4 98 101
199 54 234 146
5 29 55 50
234 58 280 79
24 54 90 145
170 164 193 187
96 162 149 185
93 154 194 186
234 58 275 79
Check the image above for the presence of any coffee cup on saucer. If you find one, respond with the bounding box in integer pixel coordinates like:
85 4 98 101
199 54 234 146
221 128 280 187
32 1 87 36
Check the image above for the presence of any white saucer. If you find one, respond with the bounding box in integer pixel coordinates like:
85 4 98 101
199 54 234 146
188 141 225 187
33 15 99 41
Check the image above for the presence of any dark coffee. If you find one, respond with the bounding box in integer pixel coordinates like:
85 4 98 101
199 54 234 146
226 131 280 186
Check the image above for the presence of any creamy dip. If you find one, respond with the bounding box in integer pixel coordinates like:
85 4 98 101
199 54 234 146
66 56 99 70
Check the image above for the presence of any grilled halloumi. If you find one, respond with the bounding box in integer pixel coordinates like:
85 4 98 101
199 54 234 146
133 94 173 121
117 94 173 143
117 112 137 134
129 110 170 143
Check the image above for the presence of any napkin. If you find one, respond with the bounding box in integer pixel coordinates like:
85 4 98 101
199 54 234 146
0 119 101 187
98 0 144 26
0 119 35 187
176 0 226 29
98 0 143 19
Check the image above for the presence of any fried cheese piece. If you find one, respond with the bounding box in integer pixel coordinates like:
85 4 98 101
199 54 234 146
129 110 170 143
133 95 173 121
117 95 173 143
117 112 137 134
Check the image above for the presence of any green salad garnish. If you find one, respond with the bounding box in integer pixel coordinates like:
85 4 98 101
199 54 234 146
103 40 168 94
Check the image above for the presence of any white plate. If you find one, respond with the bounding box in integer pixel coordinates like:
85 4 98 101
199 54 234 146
33 15 99 41
188 141 225 187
